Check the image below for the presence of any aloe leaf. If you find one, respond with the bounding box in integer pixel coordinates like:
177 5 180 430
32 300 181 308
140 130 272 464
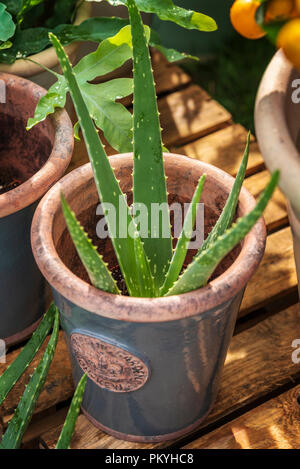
49 33 152 297
103 0 217 32
0 310 60 449
0 303 56 407
166 171 279 296
134 236 157 297
201 132 251 253
0 3 15 42
61 194 120 295
55 374 87 450
128 0 172 286
160 174 206 296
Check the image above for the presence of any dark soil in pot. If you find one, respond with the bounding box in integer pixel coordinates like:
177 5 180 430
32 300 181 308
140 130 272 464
0 113 52 195
56 191 241 296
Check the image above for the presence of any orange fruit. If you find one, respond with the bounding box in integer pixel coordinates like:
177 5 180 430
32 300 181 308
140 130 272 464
230 0 266 39
277 18 300 69
265 0 294 22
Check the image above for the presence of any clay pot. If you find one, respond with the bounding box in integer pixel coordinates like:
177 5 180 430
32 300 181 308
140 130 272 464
31 154 266 442
0 2 92 89
0 73 73 346
255 49 300 296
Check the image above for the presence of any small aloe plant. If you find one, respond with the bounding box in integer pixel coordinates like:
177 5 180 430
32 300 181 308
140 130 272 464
43 0 278 300
0 305 87 449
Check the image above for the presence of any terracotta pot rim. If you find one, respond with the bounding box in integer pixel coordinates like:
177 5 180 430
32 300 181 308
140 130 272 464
0 73 74 218
0 2 92 78
255 49 300 213
31 154 266 323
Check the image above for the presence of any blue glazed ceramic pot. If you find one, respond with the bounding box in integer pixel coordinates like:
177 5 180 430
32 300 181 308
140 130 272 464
0 72 73 346
31 155 266 442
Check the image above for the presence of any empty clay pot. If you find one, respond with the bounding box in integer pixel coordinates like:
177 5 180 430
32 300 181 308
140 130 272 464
255 49 300 296
31 154 266 442
0 73 73 346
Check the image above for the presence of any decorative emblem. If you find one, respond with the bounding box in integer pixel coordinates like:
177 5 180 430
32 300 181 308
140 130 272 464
71 333 149 393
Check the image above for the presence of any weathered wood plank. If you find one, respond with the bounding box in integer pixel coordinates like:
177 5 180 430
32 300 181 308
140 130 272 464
39 302 300 449
0 331 73 425
160 85 232 147
241 227 297 315
184 385 300 449
244 170 288 232
172 124 264 177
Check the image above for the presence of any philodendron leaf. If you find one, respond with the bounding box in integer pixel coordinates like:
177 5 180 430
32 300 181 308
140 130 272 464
160 174 206 296
0 310 60 449
49 32 153 297
0 303 56 407
166 171 279 296
27 26 135 154
80 79 134 153
128 0 172 286
0 3 15 42
99 0 217 32
200 132 251 253
61 194 120 295
55 374 87 450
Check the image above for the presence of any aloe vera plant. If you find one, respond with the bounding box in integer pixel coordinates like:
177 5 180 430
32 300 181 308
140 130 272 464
38 0 278 301
0 305 86 449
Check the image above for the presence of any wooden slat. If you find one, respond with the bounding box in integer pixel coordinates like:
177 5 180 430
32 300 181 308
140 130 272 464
0 331 73 424
172 124 264 177
184 385 300 449
244 170 288 232
160 85 232 147
241 227 297 315
39 302 300 449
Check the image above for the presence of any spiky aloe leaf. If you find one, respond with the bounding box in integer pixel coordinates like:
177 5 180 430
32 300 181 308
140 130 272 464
134 236 156 297
27 26 135 154
128 0 172 287
102 0 217 32
0 310 60 449
49 33 152 298
0 303 56 406
166 171 279 296
55 374 87 450
160 174 206 296
61 194 120 295
201 132 251 253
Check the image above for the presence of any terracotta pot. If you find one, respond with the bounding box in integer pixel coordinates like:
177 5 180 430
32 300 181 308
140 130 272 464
255 49 300 295
0 73 73 346
0 2 92 89
31 154 266 442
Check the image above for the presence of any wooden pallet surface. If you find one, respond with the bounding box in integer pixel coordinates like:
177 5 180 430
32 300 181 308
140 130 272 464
1 51 299 450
